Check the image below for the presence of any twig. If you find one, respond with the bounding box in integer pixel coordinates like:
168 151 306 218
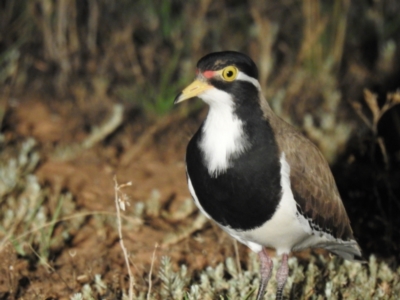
350 90 400 170
119 115 173 167
2 210 142 251
27 244 73 291
161 213 207 247
82 104 124 149
147 243 158 300
113 175 135 300
233 239 242 277
377 137 389 169
249 1 279 88
52 103 124 161
119 111 191 167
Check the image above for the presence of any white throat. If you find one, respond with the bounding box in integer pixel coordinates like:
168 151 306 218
198 88 249 177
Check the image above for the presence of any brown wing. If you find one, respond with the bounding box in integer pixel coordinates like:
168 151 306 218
279 129 353 240
262 101 354 241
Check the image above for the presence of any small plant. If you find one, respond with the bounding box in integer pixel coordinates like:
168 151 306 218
159 256 188 299
113 176 135 300
136 252 400 299
351 90 400 168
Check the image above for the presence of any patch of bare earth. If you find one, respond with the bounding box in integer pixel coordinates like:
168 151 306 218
0 98 252 298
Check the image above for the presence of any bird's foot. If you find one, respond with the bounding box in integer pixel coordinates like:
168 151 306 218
275 253 289 300
255 248 273 300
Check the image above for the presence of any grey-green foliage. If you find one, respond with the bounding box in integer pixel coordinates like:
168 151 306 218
155 252 399 300
184 257 254 300
69 279 104 300
0 138 44 254
0 136 76 259
0 137 39 198
159 256 189 299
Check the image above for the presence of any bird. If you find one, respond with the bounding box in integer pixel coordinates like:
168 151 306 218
174 51 361 300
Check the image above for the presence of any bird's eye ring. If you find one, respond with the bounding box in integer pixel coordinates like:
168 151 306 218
222 66 238 82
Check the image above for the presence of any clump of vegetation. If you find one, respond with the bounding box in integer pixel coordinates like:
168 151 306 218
0 138 43 251
178 253 400 300
0 136 78 260
69 252 400 299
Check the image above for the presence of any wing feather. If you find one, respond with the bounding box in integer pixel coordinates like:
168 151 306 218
261 99 354 240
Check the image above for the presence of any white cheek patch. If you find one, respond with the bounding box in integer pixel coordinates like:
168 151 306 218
198 88 250 177
236 71 261 91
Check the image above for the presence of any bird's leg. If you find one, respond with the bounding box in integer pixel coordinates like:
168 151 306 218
256 248 273 300
275 253 289 300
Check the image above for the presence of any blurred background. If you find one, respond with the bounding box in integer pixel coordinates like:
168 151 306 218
1 0 400 298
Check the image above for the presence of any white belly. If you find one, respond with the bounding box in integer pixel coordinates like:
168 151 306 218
187 153 338 255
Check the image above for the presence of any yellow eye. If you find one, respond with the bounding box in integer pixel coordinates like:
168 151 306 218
221 66 238 82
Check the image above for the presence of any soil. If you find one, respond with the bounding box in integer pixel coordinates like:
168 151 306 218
0 97 251 298
0 96 399 298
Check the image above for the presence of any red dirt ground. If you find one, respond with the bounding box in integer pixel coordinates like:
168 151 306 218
0 98 253 298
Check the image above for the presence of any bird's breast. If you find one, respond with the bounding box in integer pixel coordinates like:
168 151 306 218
186 121 283 230
198 104 250 177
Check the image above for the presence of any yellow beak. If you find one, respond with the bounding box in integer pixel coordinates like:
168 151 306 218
174 79 212 104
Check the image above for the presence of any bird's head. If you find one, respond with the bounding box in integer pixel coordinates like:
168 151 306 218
174 51 261 107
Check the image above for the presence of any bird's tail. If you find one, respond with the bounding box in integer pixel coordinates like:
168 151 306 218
317 240 364 262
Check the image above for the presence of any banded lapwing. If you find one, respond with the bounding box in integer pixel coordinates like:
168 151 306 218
174 51 361 300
